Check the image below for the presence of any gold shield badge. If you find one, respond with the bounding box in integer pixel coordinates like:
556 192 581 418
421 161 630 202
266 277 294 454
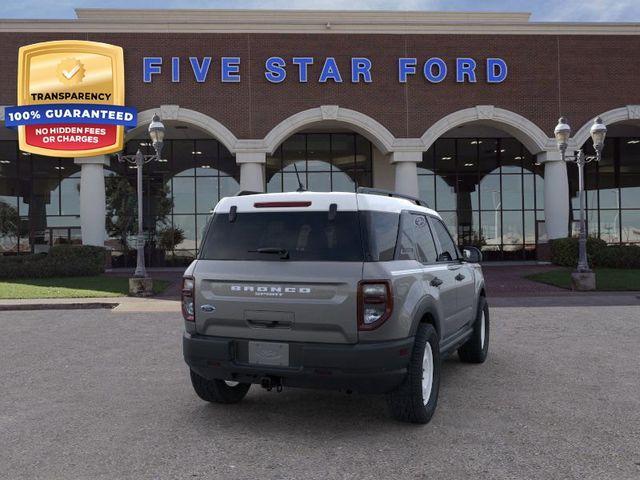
15 40 126 157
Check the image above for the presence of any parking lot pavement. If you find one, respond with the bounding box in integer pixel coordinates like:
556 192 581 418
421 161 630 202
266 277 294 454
1 306 639 480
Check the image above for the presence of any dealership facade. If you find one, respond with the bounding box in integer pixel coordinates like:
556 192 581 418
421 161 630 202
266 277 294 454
0 9 639 264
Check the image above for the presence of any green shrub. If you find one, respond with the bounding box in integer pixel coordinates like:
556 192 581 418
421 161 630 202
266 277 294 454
0 245 106 279
550 237 640 268
593 244 640 269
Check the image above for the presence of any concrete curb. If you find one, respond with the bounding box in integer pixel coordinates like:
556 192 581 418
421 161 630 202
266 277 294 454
0 302 119 311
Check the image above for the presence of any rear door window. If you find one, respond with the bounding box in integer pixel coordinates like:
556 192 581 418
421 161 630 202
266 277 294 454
200 211 364 261
396 212 438 263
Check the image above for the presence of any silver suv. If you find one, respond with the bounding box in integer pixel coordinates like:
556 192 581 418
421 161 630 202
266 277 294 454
182 188 489 424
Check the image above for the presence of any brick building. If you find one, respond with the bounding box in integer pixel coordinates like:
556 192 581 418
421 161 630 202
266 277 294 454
0 9 639 264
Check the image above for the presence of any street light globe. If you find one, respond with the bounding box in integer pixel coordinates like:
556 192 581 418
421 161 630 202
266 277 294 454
554 117 571 152
590 116 607 153
148 113 165 144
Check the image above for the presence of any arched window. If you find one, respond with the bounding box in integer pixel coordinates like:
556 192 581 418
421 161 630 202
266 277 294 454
266 133 373 192
418 137 543 260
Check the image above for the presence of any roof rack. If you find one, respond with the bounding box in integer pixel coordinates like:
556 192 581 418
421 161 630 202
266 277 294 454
235 190 261 196
357 187 428 208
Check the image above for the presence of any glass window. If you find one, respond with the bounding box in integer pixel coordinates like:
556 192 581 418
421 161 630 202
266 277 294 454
219 146 239 180
621 210 640 243
0 141 18 177
419 147 434 173
479 175 501 211
620 174 640 209
172 177 195 214
398 213 438 263
500 138 523 174
599 210 620 243
457 210 480 246
457 138 478 173
31 155 59 178
418 175 435 207
502 211 524 247
477 139 499 174
435 176 456 211
456 175 479 210
620 138 640 174
172 214 196 251
200 212 364 262
196 177 218 214
60 177 80 215
173 140 195 176
431 218 459 262
434 139 456 176
360 211 399 262
266 133 372 193
502 175 523 210
307 134 331 171
331 134 354 172
332 171 356 192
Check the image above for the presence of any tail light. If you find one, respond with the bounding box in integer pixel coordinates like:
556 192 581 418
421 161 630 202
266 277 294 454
182 276 195 322
358 280 393 331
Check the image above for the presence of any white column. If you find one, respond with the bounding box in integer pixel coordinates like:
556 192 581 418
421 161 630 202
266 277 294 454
74 155 109 246
237 152 266 192
391 151 422 198
538 151 569 239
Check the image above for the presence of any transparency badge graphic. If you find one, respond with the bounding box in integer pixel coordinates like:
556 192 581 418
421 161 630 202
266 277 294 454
5 40 136 157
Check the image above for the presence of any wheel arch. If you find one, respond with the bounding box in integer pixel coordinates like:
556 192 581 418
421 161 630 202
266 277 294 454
410 299 442 340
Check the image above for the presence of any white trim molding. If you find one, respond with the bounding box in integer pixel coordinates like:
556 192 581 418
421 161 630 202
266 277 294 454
127 106 239 154
572 105 640 148
263 106 396 155
420 106 553 154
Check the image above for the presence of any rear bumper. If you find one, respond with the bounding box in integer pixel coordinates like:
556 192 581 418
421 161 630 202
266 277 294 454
183 333 414 394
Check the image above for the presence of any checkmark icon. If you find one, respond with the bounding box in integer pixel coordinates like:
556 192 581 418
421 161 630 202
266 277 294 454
62 64 80 79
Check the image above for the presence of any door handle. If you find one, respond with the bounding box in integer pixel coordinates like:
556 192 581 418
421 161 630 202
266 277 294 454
455 273 465 281
447 264 461 271
430 277 443 287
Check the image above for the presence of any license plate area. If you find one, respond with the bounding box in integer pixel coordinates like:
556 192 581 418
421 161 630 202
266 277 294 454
248 341 290 367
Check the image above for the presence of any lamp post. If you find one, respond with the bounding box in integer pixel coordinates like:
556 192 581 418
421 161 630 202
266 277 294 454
553 116 607 288
117 114 165 288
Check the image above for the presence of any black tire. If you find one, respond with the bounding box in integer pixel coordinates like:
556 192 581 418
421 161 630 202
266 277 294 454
189 369 251 404
458 296 489 364
386 323 440 424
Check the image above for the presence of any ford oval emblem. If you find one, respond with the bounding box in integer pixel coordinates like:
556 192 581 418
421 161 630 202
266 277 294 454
201 304 216 312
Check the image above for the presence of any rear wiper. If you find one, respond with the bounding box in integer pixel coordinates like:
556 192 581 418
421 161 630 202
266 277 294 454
248 247 290 260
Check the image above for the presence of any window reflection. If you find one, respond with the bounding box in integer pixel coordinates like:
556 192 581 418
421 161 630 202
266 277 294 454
569 137 640 245
266 133 372 193
419 137 543 260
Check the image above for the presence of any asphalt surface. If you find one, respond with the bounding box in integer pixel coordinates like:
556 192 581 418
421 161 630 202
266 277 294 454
1 306 639 480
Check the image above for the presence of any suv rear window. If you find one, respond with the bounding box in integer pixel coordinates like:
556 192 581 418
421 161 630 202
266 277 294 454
200 211 364 261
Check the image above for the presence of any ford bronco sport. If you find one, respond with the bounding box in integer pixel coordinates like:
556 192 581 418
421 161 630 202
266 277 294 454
182 188 488 424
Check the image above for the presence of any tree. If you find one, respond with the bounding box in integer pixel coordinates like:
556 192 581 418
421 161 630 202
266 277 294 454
0 201 21 251
105 176 173 252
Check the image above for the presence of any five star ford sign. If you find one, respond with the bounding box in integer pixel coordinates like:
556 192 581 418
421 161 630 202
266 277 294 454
5 40 137 158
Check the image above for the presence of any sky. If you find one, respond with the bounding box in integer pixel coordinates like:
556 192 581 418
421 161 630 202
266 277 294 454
0 0 639 22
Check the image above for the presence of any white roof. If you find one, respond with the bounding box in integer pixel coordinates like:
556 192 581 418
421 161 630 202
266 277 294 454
214 191 440 217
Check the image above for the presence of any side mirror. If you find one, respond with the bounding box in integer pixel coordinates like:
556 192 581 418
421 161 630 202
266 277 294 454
462 246 482 263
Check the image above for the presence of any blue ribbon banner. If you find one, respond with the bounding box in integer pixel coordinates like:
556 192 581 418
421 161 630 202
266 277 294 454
4 104 138 128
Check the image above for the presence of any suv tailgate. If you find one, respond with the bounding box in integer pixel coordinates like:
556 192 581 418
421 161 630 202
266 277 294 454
194 260 362 344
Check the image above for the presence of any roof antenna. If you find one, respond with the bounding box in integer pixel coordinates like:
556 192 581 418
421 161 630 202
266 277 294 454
293 163 306 192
